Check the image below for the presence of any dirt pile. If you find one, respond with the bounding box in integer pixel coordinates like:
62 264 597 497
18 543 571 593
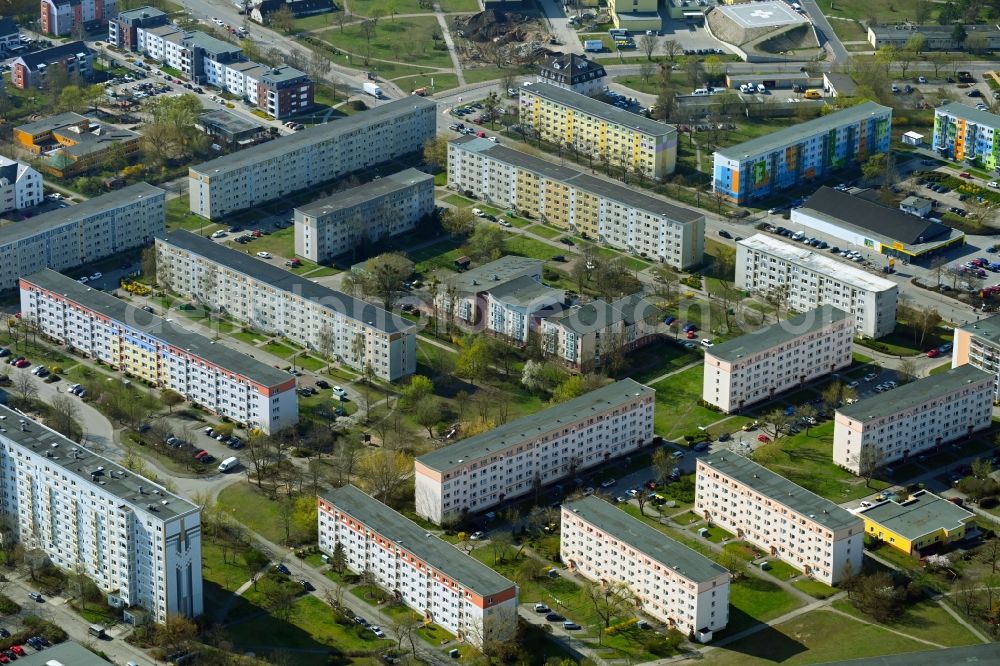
455 9 536 44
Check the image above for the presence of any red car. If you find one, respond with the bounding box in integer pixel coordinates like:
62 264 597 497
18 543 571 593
927 347 940 358
686 330 697 339
960 172 972 179
757 434 771 443
194 450 208 459
645 480 657 490
0 654 10 663
9 646 23 656
13 359 30 368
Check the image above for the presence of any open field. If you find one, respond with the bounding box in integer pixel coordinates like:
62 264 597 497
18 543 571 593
650 366 723 440
831 598 981 647
321 18 453 70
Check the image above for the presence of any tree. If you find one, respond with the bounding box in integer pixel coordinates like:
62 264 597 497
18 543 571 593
952 23 968 46
356 449 412 505
155 615 198 655
161 388 184 414
423 136 449 170
718 549 749 580
661 39 682 62
402 374 434 408
414 396 442 438
441 206 475 238
521 360 545 392
330 539 348 573
464 224 506 262
639 33 657 60
797 404 817 435
862 153 888 184
582 580 637 645
875 45 898 76
456 336 491 385
896 357 917 384
915 0 933 23
762 408 790 439
822 381 854 413
12 372 37 406
482 92 501 129
905 33 926 56
346 253 413 311
552 373 603 403
141 246 157 283
899 302 942 348
48 394 79 440
853 446 886 487
269 5 295 33
57 85 85 113
652 447 674 482
966 31 989 55
639 60 655 84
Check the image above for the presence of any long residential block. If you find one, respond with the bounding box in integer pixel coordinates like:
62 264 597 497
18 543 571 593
703 306 853 413
736 234 897 338
696 454 863 585
713 102 892 205
415 378 654 524
518 81 677 181
561 496 729 640
953 314 1000 401
156 230 416 381
933 102 1000 171
294 168 435 263
448 136 704 269
20 269 298 434
0 183 164 292
318 485 517 647
0 405 202 622
833 365 993 474
189 97 436 219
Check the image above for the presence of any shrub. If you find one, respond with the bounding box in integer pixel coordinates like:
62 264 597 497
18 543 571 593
0 595 19 615
980 496 998 509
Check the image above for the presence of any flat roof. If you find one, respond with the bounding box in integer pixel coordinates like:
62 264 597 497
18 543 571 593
321 485 515 597
564 496 728 583
823 72 857 95
185 30 240 56
158 230 415 335
714 1 808 29
23 269 292 387
417 378 653 472
798 187 957 248
486 274 562 307
715 102 891 161
191 96 436 178
706 305 849 362
261 64 308 84
699 453 863 533
936 101 1000 129
857 491 974 541
445 256 542 294
14 111 88 136
958 314 1000 346
737 234 897 293
452 136 703 225
870 23 1000 37
0 403 198 521
545 293 656 336
16 641 112 666
296 168 432 218
198 108 264 134
0 182 163 247
521 81 675 138
17 40 89 70
116 5 167 21
837 365 992 423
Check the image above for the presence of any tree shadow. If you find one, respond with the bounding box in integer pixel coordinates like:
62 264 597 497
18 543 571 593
711 617 808 663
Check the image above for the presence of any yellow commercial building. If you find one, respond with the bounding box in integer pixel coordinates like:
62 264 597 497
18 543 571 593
857 490 975 556
608 0 661 30
518 82 677 182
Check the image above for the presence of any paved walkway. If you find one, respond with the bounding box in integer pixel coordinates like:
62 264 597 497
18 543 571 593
434 3 466 86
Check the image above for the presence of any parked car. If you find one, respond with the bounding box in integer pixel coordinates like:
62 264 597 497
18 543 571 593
546 613 565 622
256 251 272 259
534 603 550 613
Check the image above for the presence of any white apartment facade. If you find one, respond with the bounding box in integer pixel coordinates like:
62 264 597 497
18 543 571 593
541 293 659 370
952 315 1000 401
448 136 704 270
20 269 298 434
318 486 518 648
485 276 564 344
833 365 993 474
696 454 863 585
736 234 898 338
415 378 655 524
703 306 853 413
156 230 416 382
0 182 164 291
0 405 202 622
562 496 730 640
0 157 42 214
437 257 545 330
294 168 435 263
189 97 436 219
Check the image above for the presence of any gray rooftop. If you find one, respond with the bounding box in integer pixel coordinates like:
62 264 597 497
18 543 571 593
564 496 729 583
699 453 862 533
297 168 432 218
24 269 292 387
521 81 674 138
185 30 241 56
116 5 167 21
158 230 415 335
322 485 515 597
706 305 850 362
857 490 973 541
959 314 1000 346
870 23 1000 37
452 136 703 225
417 378 653 472
446 256 543 294
15 641 112 666
715 101 892 160
197 108 264 134
145 24 183 38
0 403 198 521
14 111 89 136
837 364 992 423
823 72 857 95
261 64 309 85
0 182 163 247
544 293 657 336
486 274 562 307
191 96 436 177
936 101 1000 129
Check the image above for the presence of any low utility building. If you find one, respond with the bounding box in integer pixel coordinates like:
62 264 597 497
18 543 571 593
13 112 140 178
856 490 975 556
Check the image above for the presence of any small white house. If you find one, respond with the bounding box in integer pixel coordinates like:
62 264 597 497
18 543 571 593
902 131 924 147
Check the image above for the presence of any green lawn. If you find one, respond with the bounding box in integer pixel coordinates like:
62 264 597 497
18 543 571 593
702 609 935 665
725 576 804 636
263 340 296 358
526 224 563 240
827 17 869 42
226 226 296 260
442 194 473 207
929 361 952 375
816 0 937 22
295 355 328 372
410 237 465 274
166 197 208 232
764 560 800 582
650 366 723 440
216 483 288 545
232 329 267 345
587 244 650 272
438 0 480 11
831 598 981 648
346 0 428 16
504 235 565 261
322 18 453 69
394 72 460 94
792 579 837 599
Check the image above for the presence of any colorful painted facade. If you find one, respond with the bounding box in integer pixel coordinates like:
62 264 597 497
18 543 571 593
933 102 1000 171
713 102 892 204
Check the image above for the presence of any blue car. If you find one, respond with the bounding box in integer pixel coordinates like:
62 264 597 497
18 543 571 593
664 315 676 325
784 406 796 416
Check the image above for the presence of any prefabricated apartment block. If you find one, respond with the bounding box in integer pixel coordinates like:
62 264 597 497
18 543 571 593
294 168 435 263
0 182 164 291
188 96 436 219
0 406 202 622
415 378 654 524
447 136 704 270
933 102 1000 170
703 306 853 412
953 314 1000 401
736 234 897 338
833 365 993 474
318 485 518 648
561 496 730 640
156 230 416 381
20 270 298 434
517 81 677 181
696 454 863 585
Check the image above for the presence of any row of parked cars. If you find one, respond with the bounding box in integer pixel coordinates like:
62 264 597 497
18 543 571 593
204 427 244 450
532 603 581 631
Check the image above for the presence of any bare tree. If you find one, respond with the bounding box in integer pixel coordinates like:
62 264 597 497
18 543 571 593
853 446 887 487
661 39 682 62
638 34 657 61
582 580 638 645
12 373 37 406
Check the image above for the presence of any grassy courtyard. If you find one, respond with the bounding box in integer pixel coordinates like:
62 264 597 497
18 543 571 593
650 366 724 440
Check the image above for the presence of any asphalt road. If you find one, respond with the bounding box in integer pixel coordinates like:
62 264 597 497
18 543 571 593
801 0 850 65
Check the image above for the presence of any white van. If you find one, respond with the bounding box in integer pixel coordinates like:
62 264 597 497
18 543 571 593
218 456 239 473
692 88 709 96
